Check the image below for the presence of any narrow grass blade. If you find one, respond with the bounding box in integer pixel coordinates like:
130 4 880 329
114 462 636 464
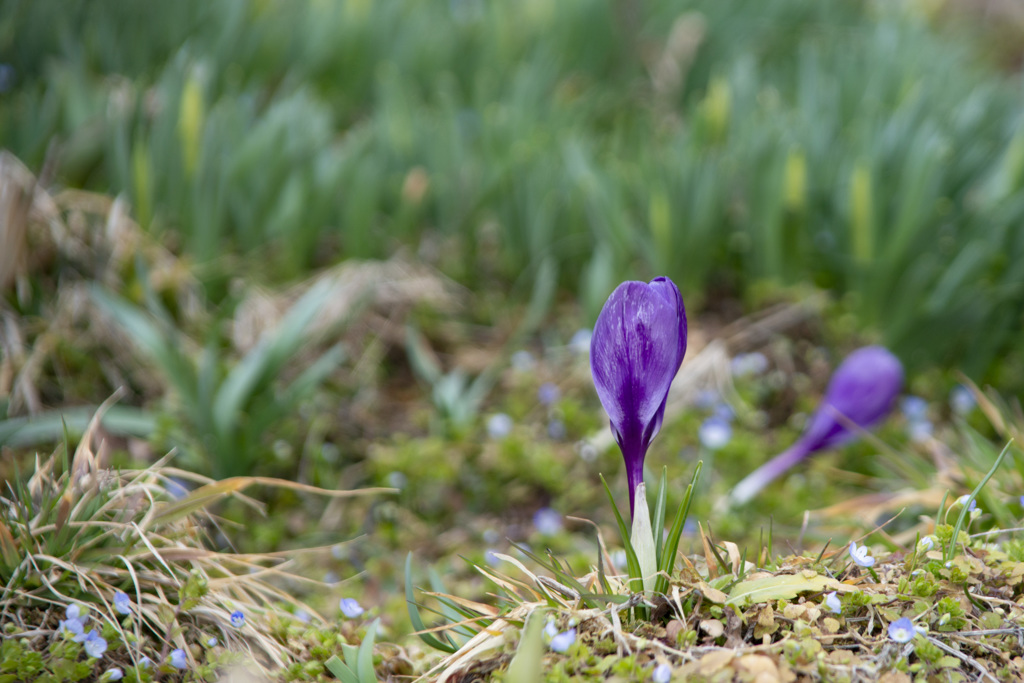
599 474 642 594
655 461 701 595
404 553 457 653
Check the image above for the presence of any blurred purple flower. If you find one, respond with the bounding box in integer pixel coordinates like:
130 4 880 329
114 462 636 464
900 396 928 421
590 277 687 515
533 507 563 535
230 610 245 628
652 662 673 683
538 382 560 406
728 346 902 506
207 636 219 646
547 418 566 440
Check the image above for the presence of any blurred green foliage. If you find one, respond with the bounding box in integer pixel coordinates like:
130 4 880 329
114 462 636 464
2 0 1023 381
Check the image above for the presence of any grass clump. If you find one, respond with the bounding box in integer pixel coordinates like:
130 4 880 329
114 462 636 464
0 402 396 682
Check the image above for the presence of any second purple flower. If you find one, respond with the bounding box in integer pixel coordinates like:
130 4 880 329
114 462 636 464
590 277 687 516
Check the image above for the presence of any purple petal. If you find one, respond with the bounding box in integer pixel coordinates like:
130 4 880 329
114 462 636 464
590 278 686 513
799 346 903 453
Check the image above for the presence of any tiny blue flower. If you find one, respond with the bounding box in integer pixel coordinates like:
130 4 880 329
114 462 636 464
165 477 190 500
652 662 673 683
207 636 218 647
569 328 592 354
917 536 935 552
103 668 123 682
169 649 187 669
900 396 928 421
486 413 514 440
139 656 153 668
60 616 86 640
849 541 875 568
230 610 245 628
611 549 628 570
907 419 933 443
113 591 131 615
549 628 576 653
83 631 107 658
888 617 915 643
543 621 558 639
538 382 560 406
949 385 975 416
824 591 841 614
713 401 735 422
533 508 562 536
339 598 364 619
694 389 719 410
66 603 84 621
1019 494 1024 508
484 549 501 567
324 571 340 584
547 418 567 440
955 495 977 512
731 352 768 378
698 417 732 451
386 471 408 489
511 350 536 372
295 610 311 624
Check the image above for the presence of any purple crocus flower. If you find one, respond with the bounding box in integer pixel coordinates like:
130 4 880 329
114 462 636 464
590 277 687 516
728 346 903 506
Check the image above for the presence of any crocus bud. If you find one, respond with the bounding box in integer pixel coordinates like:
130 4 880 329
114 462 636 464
728 345 903 506
591 277 687 516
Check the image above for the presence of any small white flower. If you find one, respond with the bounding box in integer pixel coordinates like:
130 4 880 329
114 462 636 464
849 541 875 568
824 591 841 614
